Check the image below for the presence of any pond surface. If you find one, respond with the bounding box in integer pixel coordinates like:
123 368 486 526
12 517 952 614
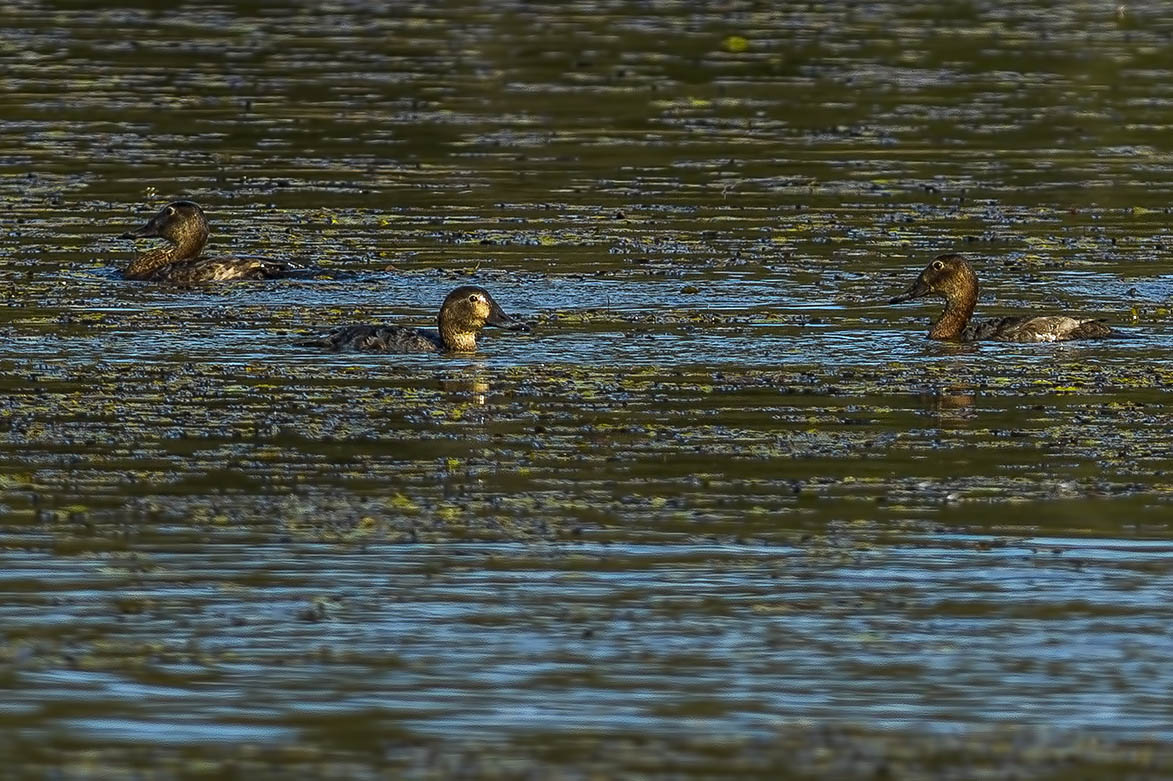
3 0 1173 776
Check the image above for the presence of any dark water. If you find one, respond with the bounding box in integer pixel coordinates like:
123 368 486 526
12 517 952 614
3 0 1173 776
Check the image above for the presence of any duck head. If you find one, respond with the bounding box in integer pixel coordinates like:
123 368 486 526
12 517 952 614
438 285 531 351
889 253 980 340
889 253 978 305
121 201 210 256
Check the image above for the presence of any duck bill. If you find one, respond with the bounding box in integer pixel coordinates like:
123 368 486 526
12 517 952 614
120 218 161 240
486 302 531 332
888 278 932 304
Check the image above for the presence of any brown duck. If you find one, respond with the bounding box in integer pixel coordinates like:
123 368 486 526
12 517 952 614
889 254 1124 342
297 286 530 353
121 201 306 283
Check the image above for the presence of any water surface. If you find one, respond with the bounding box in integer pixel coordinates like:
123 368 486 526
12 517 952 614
3 0 1173 776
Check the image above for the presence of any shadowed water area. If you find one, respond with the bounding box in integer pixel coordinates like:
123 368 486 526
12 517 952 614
3 0 1173 776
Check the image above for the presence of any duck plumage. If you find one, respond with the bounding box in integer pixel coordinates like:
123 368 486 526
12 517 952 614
298 286 530 354
889 254 1123 342
121 200 307 283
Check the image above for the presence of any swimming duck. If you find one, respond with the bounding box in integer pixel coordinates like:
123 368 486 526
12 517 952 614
120 200 304 283
297 286 531 353
888 253 1121 342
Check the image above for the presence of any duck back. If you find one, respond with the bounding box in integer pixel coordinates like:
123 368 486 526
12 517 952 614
963 315 1114 343
139 256 306 283
296 325 445 353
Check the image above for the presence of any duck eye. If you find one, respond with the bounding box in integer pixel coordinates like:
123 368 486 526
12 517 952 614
468 294 479 303
166 206 176 216
931 260 944 270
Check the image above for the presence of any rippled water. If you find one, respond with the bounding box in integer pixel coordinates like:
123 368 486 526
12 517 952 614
4 0 1173 776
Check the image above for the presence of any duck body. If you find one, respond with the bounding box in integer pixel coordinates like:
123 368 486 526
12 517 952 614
303 324 446 353
298 285 530 354
121 200 307 283
889 254 1123 343
125 253 299 283
959 314 1113 343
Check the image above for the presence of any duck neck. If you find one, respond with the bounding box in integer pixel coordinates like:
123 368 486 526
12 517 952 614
126 230 207 278
929 293 976 340
439 323 477 352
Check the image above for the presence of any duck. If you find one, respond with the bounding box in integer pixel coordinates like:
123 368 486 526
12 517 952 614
297 285 531 353
888 253 1124 342
120 200 306 283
